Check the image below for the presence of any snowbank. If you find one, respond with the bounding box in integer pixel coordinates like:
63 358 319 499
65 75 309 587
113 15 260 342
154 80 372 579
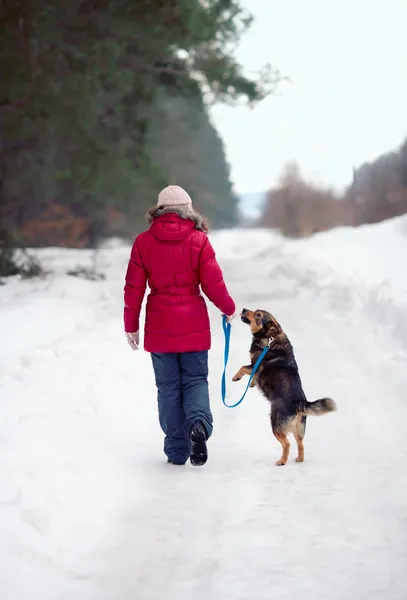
213 215 407 349
289 214 407 296
286 215 407 349
214 215 407 298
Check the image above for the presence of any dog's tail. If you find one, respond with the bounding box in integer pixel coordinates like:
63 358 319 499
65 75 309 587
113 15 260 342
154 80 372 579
298 397 337 416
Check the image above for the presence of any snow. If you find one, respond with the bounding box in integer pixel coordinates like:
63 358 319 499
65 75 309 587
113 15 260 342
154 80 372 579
1 217 407 599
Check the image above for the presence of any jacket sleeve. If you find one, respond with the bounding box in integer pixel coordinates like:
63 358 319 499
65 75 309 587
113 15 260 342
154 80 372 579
198 236 235 316
123 238 147 333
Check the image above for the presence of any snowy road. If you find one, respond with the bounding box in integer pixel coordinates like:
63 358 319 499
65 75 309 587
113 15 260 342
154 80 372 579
1 224 407 599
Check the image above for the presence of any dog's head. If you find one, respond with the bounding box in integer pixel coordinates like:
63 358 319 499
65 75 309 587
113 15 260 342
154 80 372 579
240 308 283 338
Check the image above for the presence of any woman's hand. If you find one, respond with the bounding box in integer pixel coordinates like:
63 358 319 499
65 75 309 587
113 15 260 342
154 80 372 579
224 313 236 324
125 331 139 350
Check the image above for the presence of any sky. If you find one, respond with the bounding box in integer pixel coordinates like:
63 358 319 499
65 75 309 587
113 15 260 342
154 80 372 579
210 0 407 195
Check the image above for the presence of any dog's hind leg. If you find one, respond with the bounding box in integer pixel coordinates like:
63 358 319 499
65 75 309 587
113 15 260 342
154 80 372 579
272 425 290 466
274 431 290 466
293 415 306 463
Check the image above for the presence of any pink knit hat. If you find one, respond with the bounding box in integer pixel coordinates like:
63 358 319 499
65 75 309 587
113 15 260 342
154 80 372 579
157 185 192 207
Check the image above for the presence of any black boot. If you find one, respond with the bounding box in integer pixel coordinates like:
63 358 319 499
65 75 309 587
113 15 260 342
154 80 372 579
189 421 208 467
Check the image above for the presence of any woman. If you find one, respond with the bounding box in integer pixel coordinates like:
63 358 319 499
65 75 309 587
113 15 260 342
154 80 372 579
123 185 235 467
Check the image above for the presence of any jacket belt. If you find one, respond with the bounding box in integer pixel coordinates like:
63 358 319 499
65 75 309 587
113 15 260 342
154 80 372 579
151 285 199 296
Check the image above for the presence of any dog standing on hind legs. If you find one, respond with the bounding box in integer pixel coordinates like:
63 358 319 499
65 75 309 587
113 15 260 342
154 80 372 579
233 308 337 465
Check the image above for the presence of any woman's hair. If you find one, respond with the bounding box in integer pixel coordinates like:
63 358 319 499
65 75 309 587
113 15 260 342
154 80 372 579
146 204 209 233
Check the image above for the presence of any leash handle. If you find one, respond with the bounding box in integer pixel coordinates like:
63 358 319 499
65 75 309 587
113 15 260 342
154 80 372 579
221 315 269 409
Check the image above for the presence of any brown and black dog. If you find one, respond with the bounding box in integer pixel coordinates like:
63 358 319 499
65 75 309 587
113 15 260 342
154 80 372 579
233 308 337 465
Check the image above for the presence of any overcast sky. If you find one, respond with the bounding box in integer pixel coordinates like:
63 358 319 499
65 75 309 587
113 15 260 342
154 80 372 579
210 0 407 195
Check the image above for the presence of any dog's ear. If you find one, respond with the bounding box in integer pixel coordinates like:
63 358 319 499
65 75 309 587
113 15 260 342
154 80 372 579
268 317 283 335
259 311 282 335
256 310 272 328
254 311 263 328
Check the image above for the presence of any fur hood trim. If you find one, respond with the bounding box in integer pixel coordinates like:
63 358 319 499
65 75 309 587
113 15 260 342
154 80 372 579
146 205 208 233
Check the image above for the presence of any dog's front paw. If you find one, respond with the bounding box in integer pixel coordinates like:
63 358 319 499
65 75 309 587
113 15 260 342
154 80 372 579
275 459 287 466
232 374 241 382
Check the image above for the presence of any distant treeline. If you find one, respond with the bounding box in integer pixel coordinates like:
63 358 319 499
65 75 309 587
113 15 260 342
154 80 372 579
261 137 407 236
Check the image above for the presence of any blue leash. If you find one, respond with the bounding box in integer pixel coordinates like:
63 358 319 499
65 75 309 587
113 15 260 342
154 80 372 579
221 315 271 408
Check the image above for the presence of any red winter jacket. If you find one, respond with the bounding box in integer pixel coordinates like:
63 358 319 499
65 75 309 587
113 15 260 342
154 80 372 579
124 212 235 353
